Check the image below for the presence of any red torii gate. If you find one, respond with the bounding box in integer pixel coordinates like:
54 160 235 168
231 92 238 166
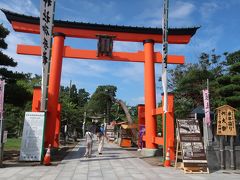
2 9 198 159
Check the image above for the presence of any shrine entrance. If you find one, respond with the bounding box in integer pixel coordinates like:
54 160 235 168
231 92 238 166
2 9 198 160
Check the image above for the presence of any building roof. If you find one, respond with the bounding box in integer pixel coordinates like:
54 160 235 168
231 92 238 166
191 106 214 115
216 105 237 111
1 9 199 37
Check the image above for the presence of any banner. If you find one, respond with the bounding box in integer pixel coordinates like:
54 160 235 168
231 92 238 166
20 112 45 161
202 89 211 126
40 0 55 111
0 80 5 144
177 119 208 168
162 67 168 112
0 80 5 115
161 0 169 113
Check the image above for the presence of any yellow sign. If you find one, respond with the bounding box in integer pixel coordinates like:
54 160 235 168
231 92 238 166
216 105 237 136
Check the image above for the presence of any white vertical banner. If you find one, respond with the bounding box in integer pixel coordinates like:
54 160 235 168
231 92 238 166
0 80 5 116
162 66 168 112
40 0 56 111
162 0 169 113
0 80 5 165
202 89 211 126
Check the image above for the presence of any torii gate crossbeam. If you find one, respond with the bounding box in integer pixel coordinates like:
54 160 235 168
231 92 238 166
17 45 184 64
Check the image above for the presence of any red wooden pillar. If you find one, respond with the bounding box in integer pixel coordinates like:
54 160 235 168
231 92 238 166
143 39 157 149
32 86 41 112
162 93 175 160
138 104 145 127
45 32 65 148
137 104 145 148
54 103 61 147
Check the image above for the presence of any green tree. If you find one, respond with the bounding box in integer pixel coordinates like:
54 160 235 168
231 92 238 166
87 85 117 115
77 88 90 107
169 50 225 118
59 84 90 138
0 25 39 137
216 50 240 119
0 24 26 83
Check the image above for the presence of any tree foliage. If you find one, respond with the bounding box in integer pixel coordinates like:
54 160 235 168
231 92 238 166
169 49 225 118
0 24 19 82
169 49 240 121
216 50 240 119
0 24 41 137
59 85 90 137
87 85 117 115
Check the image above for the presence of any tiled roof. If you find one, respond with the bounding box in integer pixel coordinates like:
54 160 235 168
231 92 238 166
1 9 199 36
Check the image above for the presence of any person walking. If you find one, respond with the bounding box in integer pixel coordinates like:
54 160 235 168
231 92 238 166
98 124 105 155
84 127 93 158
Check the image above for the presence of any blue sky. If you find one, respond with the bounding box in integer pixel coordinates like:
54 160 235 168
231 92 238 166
0 0 240 106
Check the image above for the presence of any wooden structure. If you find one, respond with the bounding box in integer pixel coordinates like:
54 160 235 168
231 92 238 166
175 138 209 174
216 105 237 136
117 122 137 148
2 9 198 149
138 93 175 160
175 120 209 174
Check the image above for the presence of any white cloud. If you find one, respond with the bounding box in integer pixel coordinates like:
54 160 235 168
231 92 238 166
112 63 144 83
62 59 110 78
0 0 39 17
170 1 195 19
114 41 142 52
199 1 220 20
130 96 144 105
57 0 122 24
0 0 41 74
132 0 195 27
3 31 41 74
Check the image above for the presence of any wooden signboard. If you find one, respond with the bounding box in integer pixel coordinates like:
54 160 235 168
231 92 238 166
106 125 115 141
216 105 237 136
176 119 209 173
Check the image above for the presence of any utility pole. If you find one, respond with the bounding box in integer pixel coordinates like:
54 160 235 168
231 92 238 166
82 111 86 138
69 80 72 97
162 0 169 163
0 78 5 167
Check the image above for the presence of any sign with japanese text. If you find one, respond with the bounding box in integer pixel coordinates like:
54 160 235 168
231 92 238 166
216 105 236 136
177 119 208 168
20 112 45 161
203 89 211 126
40 0 55 111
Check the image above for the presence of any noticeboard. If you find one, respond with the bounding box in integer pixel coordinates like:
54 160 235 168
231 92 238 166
20 112 45 161
177 119 208 168
216 105 237 136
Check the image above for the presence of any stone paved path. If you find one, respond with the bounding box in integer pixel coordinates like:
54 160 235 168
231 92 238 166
0 139 239 180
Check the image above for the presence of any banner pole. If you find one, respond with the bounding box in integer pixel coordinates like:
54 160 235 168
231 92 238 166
162 0 169 163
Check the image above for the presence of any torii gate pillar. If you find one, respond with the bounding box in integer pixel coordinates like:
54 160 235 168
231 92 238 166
45 32 65 147
143 39 157 154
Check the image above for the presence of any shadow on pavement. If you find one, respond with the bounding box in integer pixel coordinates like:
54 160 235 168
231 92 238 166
79 156 138 162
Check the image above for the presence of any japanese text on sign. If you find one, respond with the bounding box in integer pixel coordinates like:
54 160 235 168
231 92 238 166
40 0 55 111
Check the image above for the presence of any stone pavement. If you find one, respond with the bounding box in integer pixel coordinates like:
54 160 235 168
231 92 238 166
0 139 239 180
